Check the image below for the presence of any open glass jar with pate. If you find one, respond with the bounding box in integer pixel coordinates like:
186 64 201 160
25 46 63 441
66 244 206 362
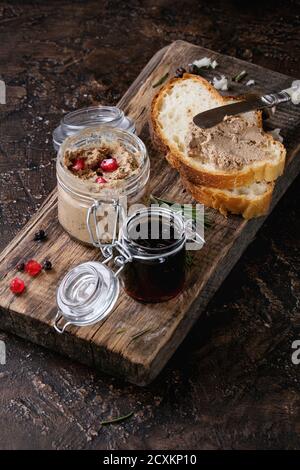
54 207 204 334
56 126 150 245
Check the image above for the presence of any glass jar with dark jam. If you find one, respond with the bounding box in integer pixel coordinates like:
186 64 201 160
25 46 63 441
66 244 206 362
120 208 186 302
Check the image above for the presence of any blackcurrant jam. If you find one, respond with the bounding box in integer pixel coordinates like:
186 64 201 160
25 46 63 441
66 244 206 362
121 208 186 302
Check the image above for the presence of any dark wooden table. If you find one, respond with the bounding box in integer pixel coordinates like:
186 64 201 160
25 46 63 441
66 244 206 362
0 0 299 450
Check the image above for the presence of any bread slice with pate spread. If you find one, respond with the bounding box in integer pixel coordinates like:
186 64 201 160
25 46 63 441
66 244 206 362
151 74 286 190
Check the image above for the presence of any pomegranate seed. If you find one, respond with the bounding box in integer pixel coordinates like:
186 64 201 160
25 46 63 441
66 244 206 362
100 158 119 172
96 176 107 184
72 158 85 171
10 277 26 295
25 259 42 277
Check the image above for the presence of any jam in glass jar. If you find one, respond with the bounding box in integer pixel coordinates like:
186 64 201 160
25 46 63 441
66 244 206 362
120 207 186 302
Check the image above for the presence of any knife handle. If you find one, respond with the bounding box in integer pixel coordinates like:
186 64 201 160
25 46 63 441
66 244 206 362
261 91 291 107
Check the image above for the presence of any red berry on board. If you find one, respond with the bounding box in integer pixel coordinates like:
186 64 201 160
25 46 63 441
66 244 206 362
100 158 119 172
72 158 85 171
25 259 42 277
10 277 25 294
95 176 107 184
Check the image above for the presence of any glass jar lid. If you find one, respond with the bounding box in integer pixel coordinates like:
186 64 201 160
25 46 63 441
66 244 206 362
53 105 136 150
54 261 119 333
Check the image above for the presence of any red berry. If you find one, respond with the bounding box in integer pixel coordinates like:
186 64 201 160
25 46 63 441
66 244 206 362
100 158 119 172
25 259 42 277
10 277 25 294
95 176 107 184
72 158 85 171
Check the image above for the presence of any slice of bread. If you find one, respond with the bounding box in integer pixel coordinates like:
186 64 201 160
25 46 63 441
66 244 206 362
181 176 274 219
151 74 286 189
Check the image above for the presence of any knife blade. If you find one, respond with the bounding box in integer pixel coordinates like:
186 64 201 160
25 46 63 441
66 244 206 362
193 91 291 129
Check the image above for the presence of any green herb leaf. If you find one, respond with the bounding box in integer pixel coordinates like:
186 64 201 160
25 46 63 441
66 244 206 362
190 64 202 74
129 328 153 344
152 72 169 88
185 253 195 270
100 411 134 426
150 194 211 228
232 70 247 83
115 328 126 335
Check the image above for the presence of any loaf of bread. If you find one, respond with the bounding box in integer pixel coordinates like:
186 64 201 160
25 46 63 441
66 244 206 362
150 73 286 218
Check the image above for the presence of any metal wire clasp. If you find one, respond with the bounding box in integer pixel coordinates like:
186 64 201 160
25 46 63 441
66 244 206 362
86 198 121 258
87 198 132 273
53 311 71 334
102 240 132 276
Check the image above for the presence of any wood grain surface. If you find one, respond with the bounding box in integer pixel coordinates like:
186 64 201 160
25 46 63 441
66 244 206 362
0 39 299 386
0 0 299 450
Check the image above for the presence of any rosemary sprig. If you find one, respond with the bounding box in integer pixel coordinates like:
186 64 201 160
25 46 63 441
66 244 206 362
150 194 211 228
185 253 195 270
100 411 134 426
189 64 202 75
152 72 169 88
129 327 153 344
115 328 127 335
232 70 247 83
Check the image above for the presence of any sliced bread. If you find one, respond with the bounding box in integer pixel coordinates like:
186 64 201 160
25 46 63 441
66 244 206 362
181 177 274 219
151 74 286 189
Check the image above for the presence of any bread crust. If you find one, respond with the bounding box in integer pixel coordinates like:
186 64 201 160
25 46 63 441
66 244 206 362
151 73 286 189
181 175 274 219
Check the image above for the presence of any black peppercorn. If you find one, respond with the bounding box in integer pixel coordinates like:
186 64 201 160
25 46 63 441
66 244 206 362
33 229 47 241
16 262 25 272
175 67 186 78
43 259 52 271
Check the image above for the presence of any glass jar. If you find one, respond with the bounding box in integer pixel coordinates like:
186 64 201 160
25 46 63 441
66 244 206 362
120 207 186 302
56 126 150 245
55 261 119 332
54 207 204 334
53 105 135 151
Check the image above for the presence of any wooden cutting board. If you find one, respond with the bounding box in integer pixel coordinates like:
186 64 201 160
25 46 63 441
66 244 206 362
0 40 299 386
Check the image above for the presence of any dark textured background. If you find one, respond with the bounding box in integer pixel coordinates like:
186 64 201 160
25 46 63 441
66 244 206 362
0 0 299 449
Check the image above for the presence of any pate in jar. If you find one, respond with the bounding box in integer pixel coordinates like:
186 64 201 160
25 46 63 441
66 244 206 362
57 126 150 245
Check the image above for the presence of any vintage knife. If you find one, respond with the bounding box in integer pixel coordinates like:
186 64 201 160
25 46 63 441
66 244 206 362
193 91 291 129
